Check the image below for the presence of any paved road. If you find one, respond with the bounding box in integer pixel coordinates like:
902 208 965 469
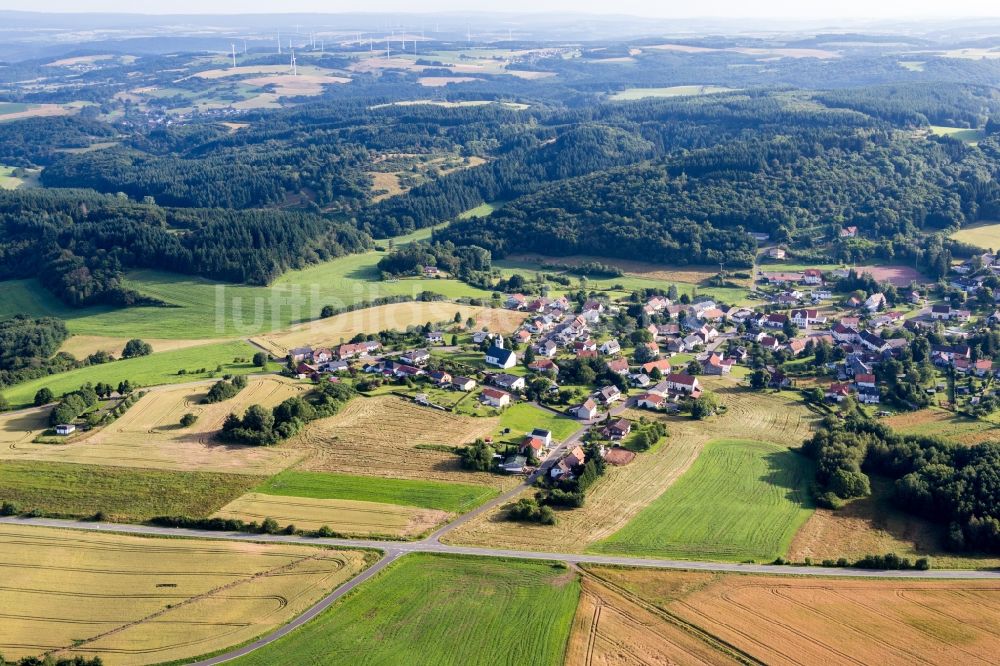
5 516 997 580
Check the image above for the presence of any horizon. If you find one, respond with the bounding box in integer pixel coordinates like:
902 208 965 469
8 2 1000 21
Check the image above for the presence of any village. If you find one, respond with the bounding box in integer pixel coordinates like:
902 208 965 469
279 241 1000 490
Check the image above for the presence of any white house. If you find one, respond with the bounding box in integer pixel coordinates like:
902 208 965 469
599 339 622 355
571 399 598 420
864 293 887 313
55 424 76 436
480 388 511 408
665 373 701 395
485 336 517 369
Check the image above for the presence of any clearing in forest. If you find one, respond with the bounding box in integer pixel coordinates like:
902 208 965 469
0 523 369 665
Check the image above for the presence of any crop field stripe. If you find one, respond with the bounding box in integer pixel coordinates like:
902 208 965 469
255 470 497 513
229 553 581 666
592 439 816 561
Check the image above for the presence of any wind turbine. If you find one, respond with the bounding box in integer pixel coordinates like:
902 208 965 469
467 24 472 45
230 43 237 68
277 30 282 54
290 49 298 76
243 40 247 54
386 38 391 62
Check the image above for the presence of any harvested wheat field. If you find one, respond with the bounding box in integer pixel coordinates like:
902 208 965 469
566 575 743 666
884 407 1000 445
444 380 817 552
0 376 306 474
585 565 1000 666
292 395 504 488
57 335 229 360
213 492 449 537
0 407 50 447
0 523 370 665
251 302 525 356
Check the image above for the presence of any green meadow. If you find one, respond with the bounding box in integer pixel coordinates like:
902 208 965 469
232 553 580 666
593 439 815 562
1 340 260 407
496 402 580 442
255 470 497 513
0 252 491 340
0 460 260 522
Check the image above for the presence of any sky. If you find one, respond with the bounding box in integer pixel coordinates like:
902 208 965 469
15 0 1000 20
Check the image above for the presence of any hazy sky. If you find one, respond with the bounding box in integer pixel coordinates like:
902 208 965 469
17 0 1000 19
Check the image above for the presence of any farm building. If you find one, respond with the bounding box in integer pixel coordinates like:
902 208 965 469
55 424 76 436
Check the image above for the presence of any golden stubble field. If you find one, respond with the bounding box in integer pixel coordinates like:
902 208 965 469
443 380 818 551
212 492 450 537
577 566 1000 666
291 395 505 488
0 524 369 665
0 376 306 475
250 302 526 356
57 335 230 360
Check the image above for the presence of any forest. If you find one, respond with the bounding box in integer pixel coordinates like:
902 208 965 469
3 46 1000 307
0 188 370 305
804 415 1000 553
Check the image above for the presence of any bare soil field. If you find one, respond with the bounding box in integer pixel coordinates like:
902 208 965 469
251 302 525 356
788 479 1000 569
212 492 449 537
566 575 742 666
588 565 1000 666
291 395 505 488
0 376 306 474
57 335 229 359
444 380 817 551
856 264 925 286
0 523 369 665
